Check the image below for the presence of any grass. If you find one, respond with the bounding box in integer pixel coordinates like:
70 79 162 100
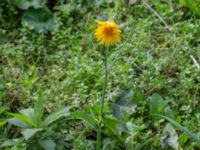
0 1 200 149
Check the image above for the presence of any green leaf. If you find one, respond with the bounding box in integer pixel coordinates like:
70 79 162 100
22 8 56 33
21 128 43 140
0 120 7 127
0 107 6 115
150 93 165 115
7 118 28 128
1 138 24 147
180 0 200 16
164 106 175 119
16 0 46 9
42 107 70 127
102 138 116 150
7 112 35 127
34 96 44 127
158 115 200 144
180 0 187 5
1 140 14 147
113 89 142 120
179 133 189 145
66 111 97 128
20 108 35 121
103 117 124 144
39 139 56 150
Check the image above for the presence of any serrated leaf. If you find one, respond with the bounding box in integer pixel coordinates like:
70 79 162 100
22 128 43 140
22 8 56 33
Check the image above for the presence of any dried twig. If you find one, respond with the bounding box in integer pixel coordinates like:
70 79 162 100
190 55 200 69
142 0 173 33
169 0 173 12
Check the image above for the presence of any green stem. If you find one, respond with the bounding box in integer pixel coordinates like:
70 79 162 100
100 47 108 117
96 126 101 150
96 46 109 150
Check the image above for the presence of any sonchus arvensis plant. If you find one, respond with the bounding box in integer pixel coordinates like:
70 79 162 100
95 19 121 47
94 19 121 150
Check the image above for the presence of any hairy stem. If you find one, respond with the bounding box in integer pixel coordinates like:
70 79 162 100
96 46 109 150
100 46 108 117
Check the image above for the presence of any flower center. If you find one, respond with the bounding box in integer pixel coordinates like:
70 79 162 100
104 26 115 36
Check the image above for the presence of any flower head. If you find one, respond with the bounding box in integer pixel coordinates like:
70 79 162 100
95 19 121 47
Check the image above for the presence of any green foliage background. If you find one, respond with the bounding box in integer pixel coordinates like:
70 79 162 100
0 0 200 149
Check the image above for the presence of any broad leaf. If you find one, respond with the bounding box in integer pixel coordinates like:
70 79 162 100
7 112 35 126
21 128 43 140
7 118 28 128
39 139 56 150
22 8 56 33
20 108 35 121
103 117 124 143
150 93 165 115
113 89 143 120
16 0 46 9
1 138 24 147
1 140 15 147
42 107 70 127
67 111 97 128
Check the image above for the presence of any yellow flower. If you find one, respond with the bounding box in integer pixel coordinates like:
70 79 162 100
95 19 121 47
